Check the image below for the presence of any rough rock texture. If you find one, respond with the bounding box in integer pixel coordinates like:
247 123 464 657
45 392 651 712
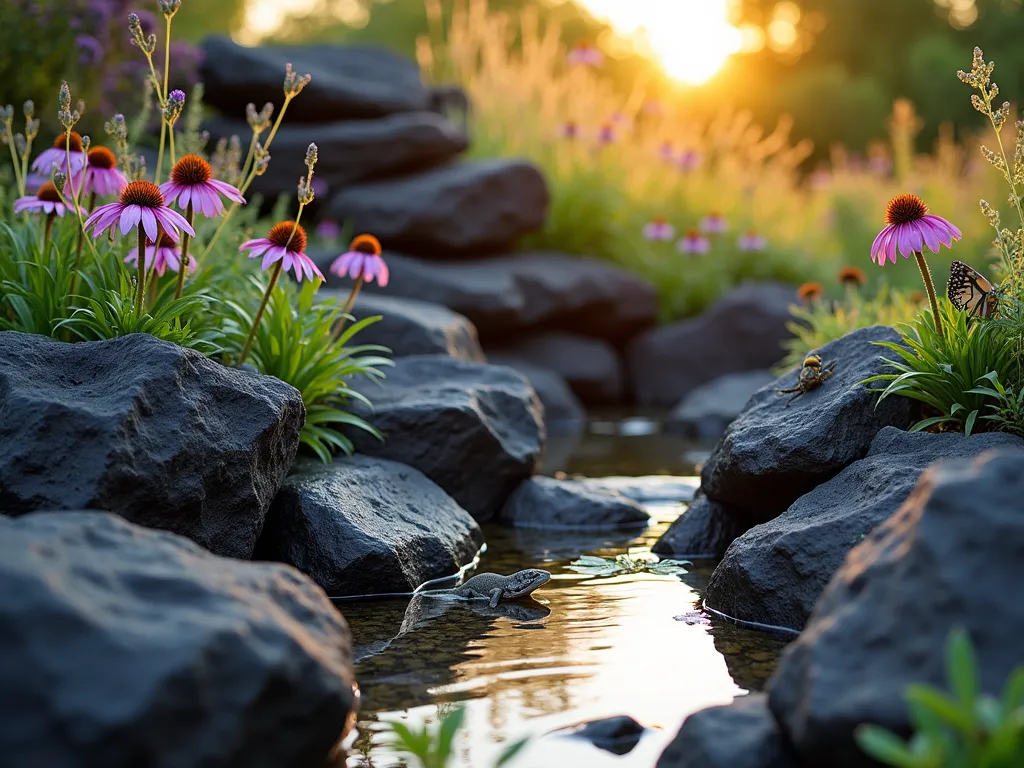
658 694 799 768
321 290 485 362
628 283 796 407
768 448 1024 767
652 496 755 560
201 36 429 121
316 250 659 343
488 332 625 405
701 325 913 522
667 371 776 439
256 457 482 596
0 512 356 768
499 476 650 530
347 355 545 521
206 113 468 204
0 332 304 559
487 360 584 431
576 476 699 504
704 429 1024 632
329 160 548 258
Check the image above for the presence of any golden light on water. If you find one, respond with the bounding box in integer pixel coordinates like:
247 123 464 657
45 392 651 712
578 0 744 85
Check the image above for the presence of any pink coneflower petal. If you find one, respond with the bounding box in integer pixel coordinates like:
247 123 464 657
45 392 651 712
348 254 366 280
139 208 158 242
120 206 142 235
375 259 389 287
209 179 246 204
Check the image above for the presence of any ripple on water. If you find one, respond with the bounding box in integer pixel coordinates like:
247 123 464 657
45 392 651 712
339 513 790 767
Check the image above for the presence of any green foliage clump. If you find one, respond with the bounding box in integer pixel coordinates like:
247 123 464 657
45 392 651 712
383 706 528 768
780 284 924 372
0 1 389 462
856 628 1024 768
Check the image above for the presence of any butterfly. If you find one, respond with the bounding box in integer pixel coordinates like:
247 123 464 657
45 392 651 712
947 260 999 318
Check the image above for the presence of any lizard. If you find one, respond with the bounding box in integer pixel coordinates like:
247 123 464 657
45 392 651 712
446 569 551 608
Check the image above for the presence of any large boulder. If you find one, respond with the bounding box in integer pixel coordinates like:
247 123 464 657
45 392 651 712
704 429 1024 632
205 113 468 205
652 496 756 560
201 36 430 121
667 371 776 439
0 332 303 559
316 250 658 344
499 476 650 530
658 694 799 768
322 290 485 362
628 283 795 407
768 448 1024 768
489 332 625 405
346 356 544 521
700 325 913 523
329 159 548 258
0 512 356 767
256 456 483 596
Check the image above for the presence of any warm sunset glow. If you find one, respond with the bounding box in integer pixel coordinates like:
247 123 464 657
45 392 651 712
578 0 743 85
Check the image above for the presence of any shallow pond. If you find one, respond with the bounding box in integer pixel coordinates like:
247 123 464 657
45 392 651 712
338 415 790 767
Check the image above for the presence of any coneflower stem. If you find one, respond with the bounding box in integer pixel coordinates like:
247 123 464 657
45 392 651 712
136 226 147 316
333 276 364 338
175 202 194 299
914 250 944 340
155 123 167 185
68 191 95 301
238 261 283 367
42 212 55 252
168 121 176 169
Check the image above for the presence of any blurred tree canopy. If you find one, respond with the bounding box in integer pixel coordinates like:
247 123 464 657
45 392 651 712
176 0 1024 153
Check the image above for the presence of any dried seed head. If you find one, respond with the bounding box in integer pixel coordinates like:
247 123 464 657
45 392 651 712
305 142 318 171
157 0 182 18
51 169 67 189
163 89 186 124
283 63 311 97
23 100 33 120
14 133 25 156
80 135 91 153
297 177 314 205
58 82 71 112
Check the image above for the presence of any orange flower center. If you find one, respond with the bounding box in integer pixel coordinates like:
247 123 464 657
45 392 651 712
37 181 62 203
267 221 307 253
350 233 382 255
838 267 867 286
797 282 824 301
87 146 117 169
52 132 84 152
119 180 165 208
171 154 212 186
885 194 928 226
686 228 701 238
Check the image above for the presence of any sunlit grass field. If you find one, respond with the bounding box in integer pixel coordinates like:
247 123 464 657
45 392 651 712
419 0 1006 322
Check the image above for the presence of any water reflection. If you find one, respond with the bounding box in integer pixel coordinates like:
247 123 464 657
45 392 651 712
341 518 789 767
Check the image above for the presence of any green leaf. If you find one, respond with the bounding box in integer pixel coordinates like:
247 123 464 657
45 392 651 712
495 737 530 766
855 725 919 767
946 629 979 711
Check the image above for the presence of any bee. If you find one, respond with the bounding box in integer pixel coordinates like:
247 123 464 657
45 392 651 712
777 353 837 407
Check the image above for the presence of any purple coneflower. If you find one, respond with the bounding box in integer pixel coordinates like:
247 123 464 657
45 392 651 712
678 228 711 254
14 181 68 218
643 217 676 242
240 221 324 283
797 282 825 305
160 154 245 218
84 180 194 243
700 212 729 235
738 230 767 252
870 193 961 339
31 131 86 176
124 231 195 277
597 122 616 145
330 234 389 286
84 180 194 313
558 121 581 141
678 149 701 173
68 146 128 199
567 41 603 67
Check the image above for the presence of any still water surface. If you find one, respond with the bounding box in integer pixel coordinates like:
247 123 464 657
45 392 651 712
339 416 789 767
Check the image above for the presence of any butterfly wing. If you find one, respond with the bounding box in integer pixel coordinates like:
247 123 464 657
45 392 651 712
948 260 998 318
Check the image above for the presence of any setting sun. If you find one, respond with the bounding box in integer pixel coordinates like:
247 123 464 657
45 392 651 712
579 0 743 85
